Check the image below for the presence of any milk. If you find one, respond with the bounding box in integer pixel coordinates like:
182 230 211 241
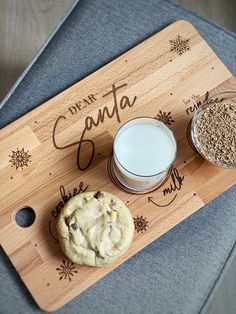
113 118 177 191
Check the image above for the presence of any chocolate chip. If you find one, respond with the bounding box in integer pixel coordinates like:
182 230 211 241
110 200 116 208
95 249 100 257
71 223 78 231
64 215 72 226
94 191 104 200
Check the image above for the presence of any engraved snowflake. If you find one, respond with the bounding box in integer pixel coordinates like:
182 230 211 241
155 110 175 126
133 216 148 233
56 259 78 281
9 148 31 169
169 35 190 55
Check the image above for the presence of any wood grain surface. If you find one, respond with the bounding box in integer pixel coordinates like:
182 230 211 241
0 20 235 311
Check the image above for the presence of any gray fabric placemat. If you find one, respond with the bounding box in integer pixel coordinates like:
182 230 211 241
0 1 235 313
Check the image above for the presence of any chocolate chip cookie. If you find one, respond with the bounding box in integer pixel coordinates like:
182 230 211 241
56 191 134 266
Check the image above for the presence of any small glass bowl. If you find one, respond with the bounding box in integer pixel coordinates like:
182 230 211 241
190 91 236 169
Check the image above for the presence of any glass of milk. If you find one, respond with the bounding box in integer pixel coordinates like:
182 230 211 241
113 117 177 191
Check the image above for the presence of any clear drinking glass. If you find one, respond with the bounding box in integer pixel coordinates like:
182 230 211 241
113 117 177 192
190 91 236 169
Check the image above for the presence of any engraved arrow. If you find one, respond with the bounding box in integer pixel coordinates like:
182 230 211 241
48 220 59 243
148 194 177 207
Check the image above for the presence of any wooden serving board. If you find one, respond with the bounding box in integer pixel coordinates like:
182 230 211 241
0 20 235 311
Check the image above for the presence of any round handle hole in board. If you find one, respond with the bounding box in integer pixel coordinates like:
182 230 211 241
15 206 36 228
